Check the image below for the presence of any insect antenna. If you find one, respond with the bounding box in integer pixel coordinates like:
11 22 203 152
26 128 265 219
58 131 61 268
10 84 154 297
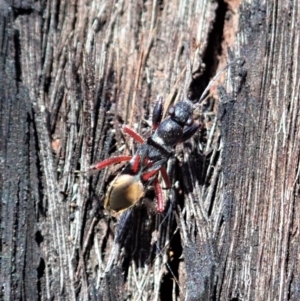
194 57 245 109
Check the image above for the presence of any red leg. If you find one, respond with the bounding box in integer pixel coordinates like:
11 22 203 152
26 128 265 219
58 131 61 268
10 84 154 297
141 168 159 181
141 162 170 188
89 156 132 171
131 154 141 173
159 167 171 189
122 125 144 143
153 177 164 212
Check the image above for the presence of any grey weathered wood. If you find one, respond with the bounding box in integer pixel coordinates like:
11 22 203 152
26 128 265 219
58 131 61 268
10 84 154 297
1 0 299 300
217 2 300 300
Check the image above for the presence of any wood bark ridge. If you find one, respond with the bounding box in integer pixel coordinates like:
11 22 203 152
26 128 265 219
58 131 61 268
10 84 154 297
1 0 299 300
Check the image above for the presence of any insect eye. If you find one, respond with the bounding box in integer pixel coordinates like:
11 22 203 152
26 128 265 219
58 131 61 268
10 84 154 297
186 117 193 126
168 106 175 116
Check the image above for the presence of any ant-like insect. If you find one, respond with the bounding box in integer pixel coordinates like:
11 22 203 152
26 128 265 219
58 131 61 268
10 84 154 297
90 58 244 214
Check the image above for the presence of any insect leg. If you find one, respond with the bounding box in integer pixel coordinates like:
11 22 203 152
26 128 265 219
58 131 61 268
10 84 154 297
152 96 164 131
180 123 200 143
89 156 132 171
141 168 160 181
140 157 168 182
153 177 164 212
160 166 171 189
122 125 144 143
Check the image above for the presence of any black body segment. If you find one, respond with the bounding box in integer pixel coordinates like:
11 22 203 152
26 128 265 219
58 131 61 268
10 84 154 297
122 99 197 185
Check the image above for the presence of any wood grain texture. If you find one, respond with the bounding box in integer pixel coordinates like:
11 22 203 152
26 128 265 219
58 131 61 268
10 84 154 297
1 0 299 300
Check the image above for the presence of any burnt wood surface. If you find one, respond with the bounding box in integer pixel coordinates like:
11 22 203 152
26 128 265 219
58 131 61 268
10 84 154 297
1 0 300 300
